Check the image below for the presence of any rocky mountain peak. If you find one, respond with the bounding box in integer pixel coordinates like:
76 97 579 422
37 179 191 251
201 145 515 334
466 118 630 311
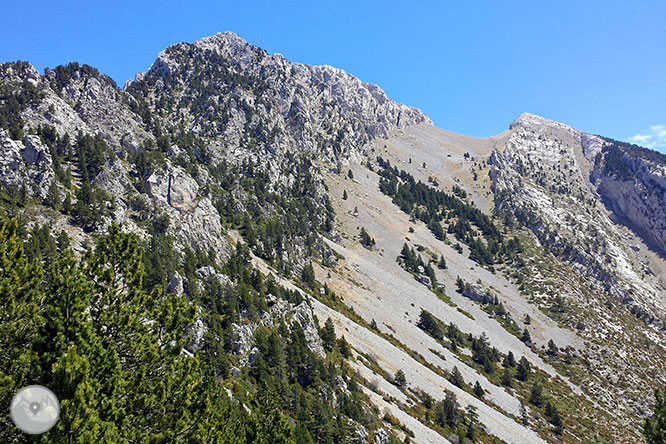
509 112 582 137
128 32 430 161
0 61 41 85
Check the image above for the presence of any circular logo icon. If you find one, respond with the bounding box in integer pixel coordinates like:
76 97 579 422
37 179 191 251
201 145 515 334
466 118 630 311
10 385 60 434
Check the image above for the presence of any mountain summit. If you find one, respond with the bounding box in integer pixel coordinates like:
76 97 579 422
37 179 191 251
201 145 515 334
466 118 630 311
0 33 665 443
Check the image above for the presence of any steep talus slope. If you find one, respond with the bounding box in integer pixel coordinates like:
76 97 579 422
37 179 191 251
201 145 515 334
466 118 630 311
1 31 665 443
0 33 434 444
488 113 666 434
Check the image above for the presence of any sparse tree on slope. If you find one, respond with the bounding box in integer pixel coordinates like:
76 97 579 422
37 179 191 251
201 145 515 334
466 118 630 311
644 389 666 444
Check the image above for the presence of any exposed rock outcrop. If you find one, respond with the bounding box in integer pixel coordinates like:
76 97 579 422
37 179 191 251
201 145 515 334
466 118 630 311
0 130 54 199
129 32 430 163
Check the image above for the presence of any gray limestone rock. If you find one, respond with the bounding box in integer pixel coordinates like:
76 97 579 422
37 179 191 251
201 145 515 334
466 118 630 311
291 301 325 357
166 271 184 295
231 323 255 356
374 428 390 444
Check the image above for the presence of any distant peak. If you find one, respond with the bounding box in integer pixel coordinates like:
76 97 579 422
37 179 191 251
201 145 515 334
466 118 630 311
510 113 555 129
193 31 252 50
509 112 583 135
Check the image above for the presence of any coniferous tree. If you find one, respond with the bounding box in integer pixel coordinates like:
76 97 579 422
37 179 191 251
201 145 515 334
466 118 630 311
0 220 44 443
644 389 666 444
450 366 465 388
501 367 514 387
530 383 545 407
394 369 407 388
320 317 336 352
503 351 516 367
359 227 375 249
337 336 351 358
301 263 316 288
436 391 459 428
417 309 443 339
473 381 485 398
516 356 532 381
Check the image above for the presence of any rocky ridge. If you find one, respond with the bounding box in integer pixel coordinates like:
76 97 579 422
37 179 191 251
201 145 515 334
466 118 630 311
489 113 666 423
129 32 430 163
0 33 665 443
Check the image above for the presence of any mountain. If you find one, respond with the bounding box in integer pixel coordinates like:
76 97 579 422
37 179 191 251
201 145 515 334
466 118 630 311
0 32 664 443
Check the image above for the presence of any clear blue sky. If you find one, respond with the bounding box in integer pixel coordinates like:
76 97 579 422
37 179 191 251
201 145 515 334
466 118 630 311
2 1 665 151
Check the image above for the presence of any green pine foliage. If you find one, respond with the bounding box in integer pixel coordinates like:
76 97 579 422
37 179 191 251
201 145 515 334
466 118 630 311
644 389 666 444
376 157 523 266
516 356 532 381
359 227 376 249
394 369 407 388
530 383 545 407
319 317 336 352
397 243 436 285
0 218 391 443
210 156 336 274
449 366 465 388
417 309 443 340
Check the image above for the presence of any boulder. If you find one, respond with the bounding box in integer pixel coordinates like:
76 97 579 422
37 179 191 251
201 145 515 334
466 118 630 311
22 135 51 166
166 271 184 295
231 323 254 356
291 301 325 357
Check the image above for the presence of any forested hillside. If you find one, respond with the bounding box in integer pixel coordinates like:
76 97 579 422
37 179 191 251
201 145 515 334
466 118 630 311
1 33 665 444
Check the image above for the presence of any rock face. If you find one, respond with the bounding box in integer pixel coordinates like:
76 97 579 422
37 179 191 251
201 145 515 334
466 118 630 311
590 141 666 258
490 113 664 313
290 301 325 357
3 33 666 443
0 130 54 199
489 113 666 424
0 33 428 264
129 32 430 163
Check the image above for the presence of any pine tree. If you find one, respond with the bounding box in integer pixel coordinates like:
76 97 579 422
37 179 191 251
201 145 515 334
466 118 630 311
547 339 559 356
347 169 354 179
501 367 514 387
436 391 459 427
644 389 666 444
0 219 44 443
521 402 529 425
320 317 336 352
466 405 478 440
450 366 465 388
516 356 532 381
250 390 296 444
342 189 348 200
474 381 485 398
546 403 564 434
337 336 351 358
359 227 375 249
45 180 60 209
503 351 516 367
394 369 407 388
529 383 545 407
63 192 73 214
417 309 443 339
521 328 532 344
301 263 316 288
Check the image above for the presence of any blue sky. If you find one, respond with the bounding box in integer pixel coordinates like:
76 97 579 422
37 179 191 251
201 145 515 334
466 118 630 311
2 1 665 152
